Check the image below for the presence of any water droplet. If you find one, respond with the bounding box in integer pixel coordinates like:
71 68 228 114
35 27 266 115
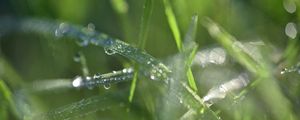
93 73 101 79
73 53 81 62
281 68 288 74
179 99 183 104
86 76 92 81
104 39 114 46
72 76 83 87
285 22 297 39
104 48 116 55
55 23 69 37
150 75 156 80
283 0 297 14
104 84 111 89
122 69 127 73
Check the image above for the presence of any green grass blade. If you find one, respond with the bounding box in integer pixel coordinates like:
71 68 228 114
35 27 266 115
185 46 198 91
183 15 199 91
163 0 199 90
202 18 259 74
138 0 153 48
163 0 182 51
128 71 138 102
129 0 153 102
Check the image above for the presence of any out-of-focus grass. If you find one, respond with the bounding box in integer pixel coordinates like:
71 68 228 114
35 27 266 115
0 80 19 119
1 0 300 119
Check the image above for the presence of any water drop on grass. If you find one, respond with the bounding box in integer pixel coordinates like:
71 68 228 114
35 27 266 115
72 76 83 88
285 22 297 39
281 68 287 74
104 48 116 55
93 73 101 79
55 23 69 37
283 0 297 14
150 75 156 80
104 84 111 89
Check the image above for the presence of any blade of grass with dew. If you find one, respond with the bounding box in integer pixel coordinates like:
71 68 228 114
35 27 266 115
0 18 172 80
163 0 182 51
129 0 153 102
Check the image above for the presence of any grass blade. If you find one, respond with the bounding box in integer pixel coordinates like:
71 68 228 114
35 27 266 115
163 0 182 51
129 0 153 102
183 15 199 91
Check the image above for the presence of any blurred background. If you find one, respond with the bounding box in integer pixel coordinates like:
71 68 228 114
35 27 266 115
0 0 300 119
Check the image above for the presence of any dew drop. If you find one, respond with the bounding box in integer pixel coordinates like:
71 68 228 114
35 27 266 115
86 76 92 81
122 69 127 73
72 76 83 88
283 0 297 14
285 22 297 39
150 75 156 80
104 84 111 89
55 23 69 37
179 99 183 104
281 68 287 74
93 73 101 79
104 48 116 55
104 39 114 46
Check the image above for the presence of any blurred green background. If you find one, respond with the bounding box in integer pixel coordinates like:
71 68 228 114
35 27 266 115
0 0 300 120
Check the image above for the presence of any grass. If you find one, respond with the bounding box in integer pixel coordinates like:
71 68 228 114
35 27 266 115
163 0 198 91
129 0 153 103
1 0 300 120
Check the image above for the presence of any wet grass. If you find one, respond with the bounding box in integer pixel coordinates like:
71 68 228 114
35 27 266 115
1 0 300 120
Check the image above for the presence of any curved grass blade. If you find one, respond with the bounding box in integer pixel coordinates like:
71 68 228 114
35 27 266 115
0 17 171 81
